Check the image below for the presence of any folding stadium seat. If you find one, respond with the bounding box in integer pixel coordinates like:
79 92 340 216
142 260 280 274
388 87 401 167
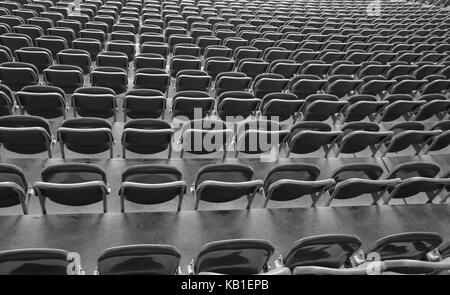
325 163 401 206
122 89 165 122
252 73 290 99
175 70 212 92
325 76 363 98
192 163 263 210
340 112 390 150
235 119 289 157
85 21 109 35
43 64 84 94
0 22 12 35
0 62 39 91
422 121 450 154
412 94 450 121
440 65 450 79
353 232 444 274
435 43 450 54
214 72 252 97
250 38 275 52
179 119 233 159
0 163 29 214
383 162 450 204
322 42 348 52
357 63 391 78
259 92 304 122
291 50 320 63
93 15 114 32
396 51 423 63
140 42 169 62
110 30 136 43
188 239 275 274
285 122 342 157
133 68 170 96
0 248 81 275
0 33 32 53
49 6 70 19
133 53 166 71
300 41 326 52
301 94 348 123
268 59 301 79
56 12 81 30
139 32 164 44
204 57 234 81
319 51 347 64
48 26 76 47
340 95 388 123
57 117 114 159
282 234 362 273
346 50 372 64
15 85 66 119
261 163 334 208
388 77 428 96
414 64 446 80
139 24 162 35
121 119 173 159
385 64 418 80
195 36 221 54
107 40 136 61
289 75 327 100
73 38 102 60
0 86 13 117
420 79 450 95
190 28 212 43
97 51 128 70
0 45 13 64
0 15 25 28
171 91 215 120
36 35 68 58
169 55 201 78
378 94 425 122
172 43 200 57
91 67 128 95
420 52 447 63
26 16 53 33
68 14 90 28
216 91 260 121
13 24 43 45
358 76 397 97
371 51 398 64
71 86 117 120
383 122 441 156
56 49 91 74
167 33 192 53
114 21 138 34
33 163 110 214
144 19 164 30
203 45 232 59
0 115 52 157
0 1 21 13
95 244 181 275
233 46 262 63
14 47 52 74
223 36 248 53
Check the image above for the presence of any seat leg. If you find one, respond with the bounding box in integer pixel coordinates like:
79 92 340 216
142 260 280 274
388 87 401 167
38 196 47 215
20 196 28 215
120 195 125 213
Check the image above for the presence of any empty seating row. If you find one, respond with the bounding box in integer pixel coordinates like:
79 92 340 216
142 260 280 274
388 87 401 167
1 114 450 158
1 232 449 275
1 161 449 214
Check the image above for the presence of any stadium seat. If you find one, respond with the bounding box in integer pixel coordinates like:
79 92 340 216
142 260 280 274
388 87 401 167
33 163 110 214
119 165 186 211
